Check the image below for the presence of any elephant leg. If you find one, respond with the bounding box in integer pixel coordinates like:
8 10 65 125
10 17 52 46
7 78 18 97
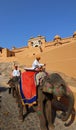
8 87 11 94
11 87 14 97
16 88 24 121
14 88 17 98
37 87 48 130
45 100 55 130
15 85 20 103
12 87 16 97
18 99 24 121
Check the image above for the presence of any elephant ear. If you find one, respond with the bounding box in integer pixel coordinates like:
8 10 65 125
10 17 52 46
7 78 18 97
42 82 53 94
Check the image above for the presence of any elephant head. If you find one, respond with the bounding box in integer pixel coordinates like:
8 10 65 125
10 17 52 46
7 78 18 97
40 73 74 122
7 76 20 87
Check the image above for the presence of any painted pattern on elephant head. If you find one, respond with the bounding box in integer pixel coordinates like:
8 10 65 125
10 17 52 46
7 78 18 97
42 80 66 97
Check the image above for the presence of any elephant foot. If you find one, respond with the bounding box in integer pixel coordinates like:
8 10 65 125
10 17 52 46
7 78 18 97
18 115 24 122
16 97 20 104
48 124 55 130
13 91 16 98
12 88 16 97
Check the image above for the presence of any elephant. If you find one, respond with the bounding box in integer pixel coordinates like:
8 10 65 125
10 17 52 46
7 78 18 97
7 72 75 130
7 76 20 97
37 72 75 130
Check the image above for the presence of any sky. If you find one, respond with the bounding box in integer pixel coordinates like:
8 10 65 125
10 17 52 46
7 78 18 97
0 0 76 49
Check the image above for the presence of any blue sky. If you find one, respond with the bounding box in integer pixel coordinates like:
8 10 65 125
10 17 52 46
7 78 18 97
0 0 76 49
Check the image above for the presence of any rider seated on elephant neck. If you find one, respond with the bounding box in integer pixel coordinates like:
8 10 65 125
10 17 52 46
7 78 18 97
12 65 21 77
32 56 46 71
32 56 46 86
11 65 21 82
24 56 46 72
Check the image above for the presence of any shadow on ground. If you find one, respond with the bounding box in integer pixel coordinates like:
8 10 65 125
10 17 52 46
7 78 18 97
0 86 8 92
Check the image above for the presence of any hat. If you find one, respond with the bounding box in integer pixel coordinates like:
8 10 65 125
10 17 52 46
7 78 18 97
14 65 18 68
36 55 41 60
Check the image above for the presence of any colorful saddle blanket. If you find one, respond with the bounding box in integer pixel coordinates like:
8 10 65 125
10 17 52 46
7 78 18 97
20 71 37 106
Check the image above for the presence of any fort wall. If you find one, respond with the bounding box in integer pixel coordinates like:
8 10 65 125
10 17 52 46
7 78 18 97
0 32 76 58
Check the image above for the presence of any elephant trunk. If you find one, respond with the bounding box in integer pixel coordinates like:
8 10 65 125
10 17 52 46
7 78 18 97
61 92 74 121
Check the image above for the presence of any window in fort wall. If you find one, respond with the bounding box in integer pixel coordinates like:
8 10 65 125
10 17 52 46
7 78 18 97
31 40 42 47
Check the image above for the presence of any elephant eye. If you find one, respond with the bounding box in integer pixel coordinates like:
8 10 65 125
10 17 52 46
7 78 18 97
60 84 65 89
60 84 66 92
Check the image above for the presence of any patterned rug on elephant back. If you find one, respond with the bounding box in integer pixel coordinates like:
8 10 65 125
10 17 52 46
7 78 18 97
19 71 37 106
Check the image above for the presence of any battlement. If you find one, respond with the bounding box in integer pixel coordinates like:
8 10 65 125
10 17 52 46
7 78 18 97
0 31 76 58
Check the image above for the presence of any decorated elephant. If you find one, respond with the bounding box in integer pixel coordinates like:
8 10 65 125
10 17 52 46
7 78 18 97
7 72 75 130
37 72 75 130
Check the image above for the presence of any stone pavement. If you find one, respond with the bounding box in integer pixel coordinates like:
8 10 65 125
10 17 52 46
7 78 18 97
0 75 76 130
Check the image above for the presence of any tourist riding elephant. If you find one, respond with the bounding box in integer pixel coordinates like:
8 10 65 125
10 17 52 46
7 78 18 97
7 72 75 130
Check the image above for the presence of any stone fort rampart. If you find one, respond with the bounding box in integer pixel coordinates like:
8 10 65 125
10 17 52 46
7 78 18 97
0 31 76 58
